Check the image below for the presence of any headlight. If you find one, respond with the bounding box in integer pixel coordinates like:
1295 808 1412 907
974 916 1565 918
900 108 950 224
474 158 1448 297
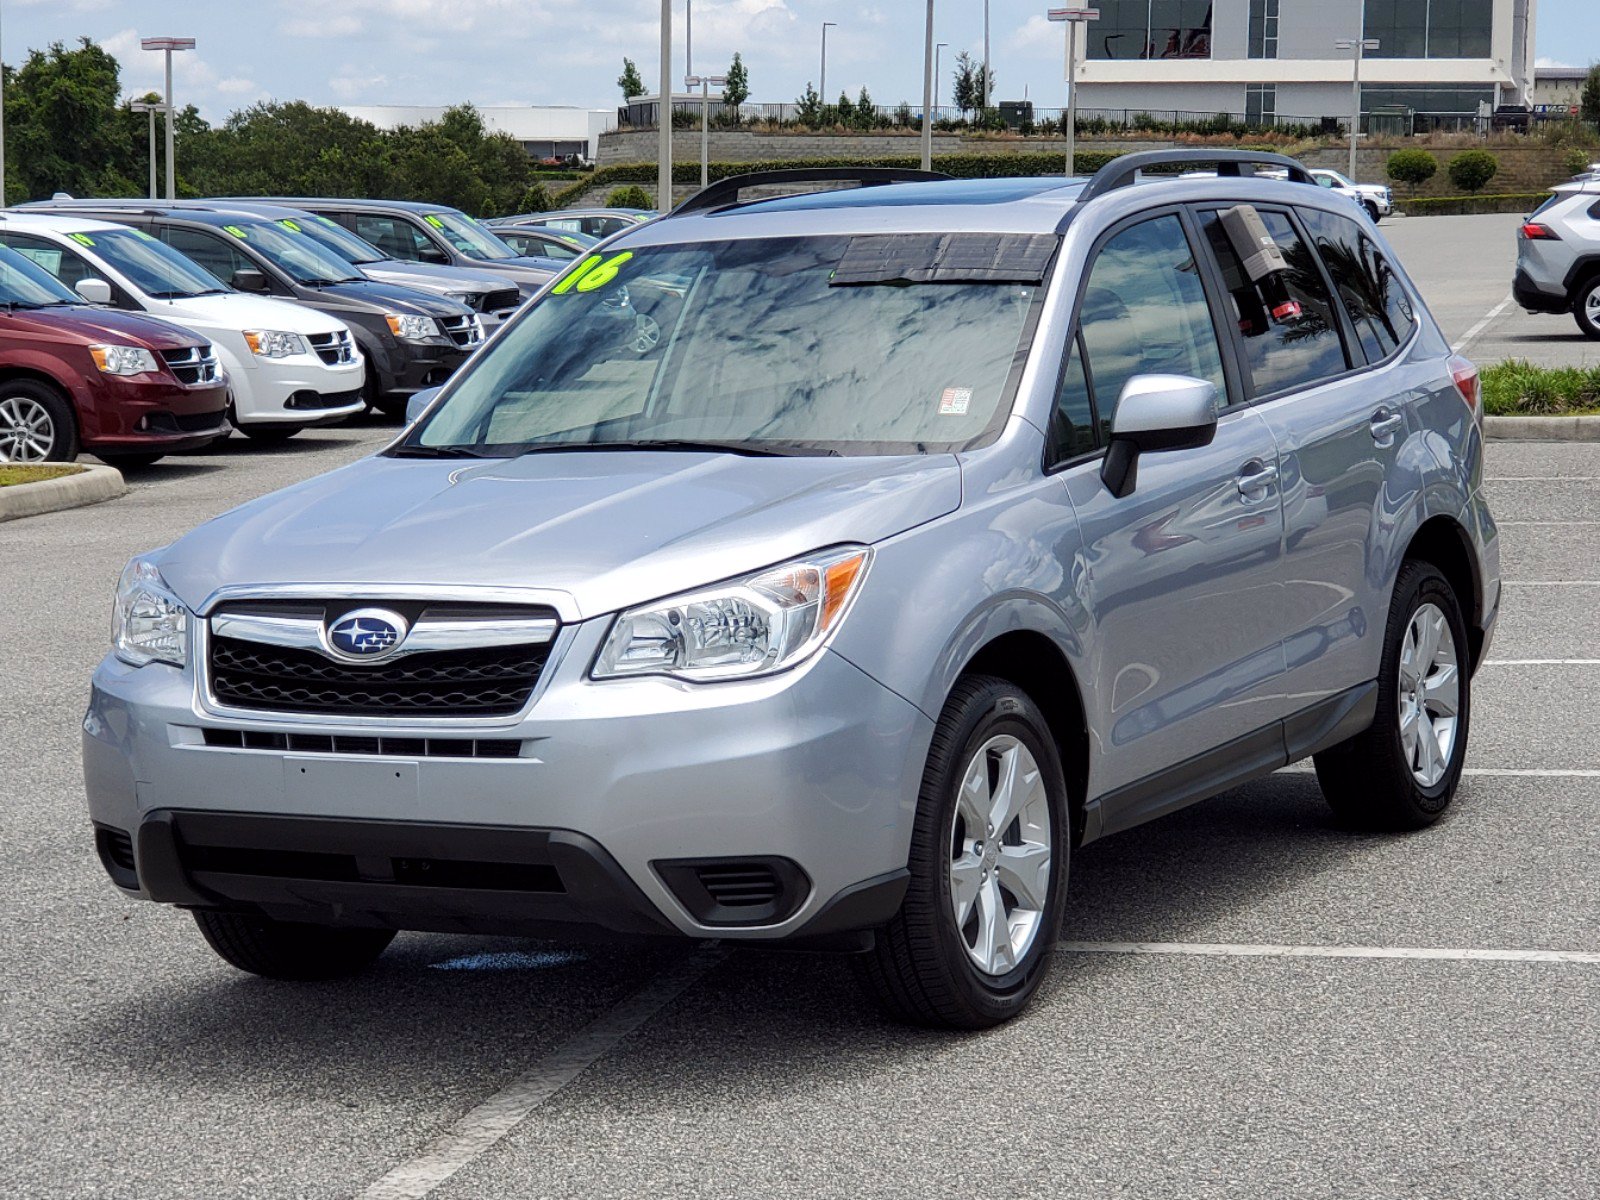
385 313 440 341
593 547 871 682
242 330 307 358
111 556 187 668
88 344 160 376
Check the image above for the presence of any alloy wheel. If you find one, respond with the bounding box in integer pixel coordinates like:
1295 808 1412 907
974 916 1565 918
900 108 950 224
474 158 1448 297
948 734 1052 977
1586 283 1600 328
1398 601 1460 788
0 395 57 462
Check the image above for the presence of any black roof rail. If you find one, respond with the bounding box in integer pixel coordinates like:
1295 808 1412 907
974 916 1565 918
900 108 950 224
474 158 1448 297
1077 149 1315 205
667 167 954 217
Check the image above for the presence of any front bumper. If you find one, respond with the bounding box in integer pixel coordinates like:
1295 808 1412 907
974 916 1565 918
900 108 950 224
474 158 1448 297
82 631 932 942
229 354 367 425
79 377 230 452
370 338 473 400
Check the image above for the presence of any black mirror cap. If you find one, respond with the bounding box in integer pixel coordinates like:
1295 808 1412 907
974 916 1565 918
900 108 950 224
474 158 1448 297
418 246 450 265
231 267 269 292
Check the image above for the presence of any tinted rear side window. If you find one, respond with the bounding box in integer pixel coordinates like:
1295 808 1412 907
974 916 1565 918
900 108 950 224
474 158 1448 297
1199 208 1348 397
1297 206 1416 364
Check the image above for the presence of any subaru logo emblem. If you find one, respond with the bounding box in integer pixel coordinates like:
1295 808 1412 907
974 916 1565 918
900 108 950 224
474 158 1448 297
325 608 408 661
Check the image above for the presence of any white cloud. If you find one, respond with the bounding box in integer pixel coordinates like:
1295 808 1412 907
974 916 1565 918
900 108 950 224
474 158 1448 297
285 15 364 38
15 0 115 10
215 77 260 95
330 72 390 100
1535 56 1576 68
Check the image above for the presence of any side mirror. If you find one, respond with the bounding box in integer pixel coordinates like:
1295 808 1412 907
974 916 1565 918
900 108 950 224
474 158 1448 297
231 267 269 293
74 277 113 305
405 387 442 425
1100 374 1219 499
418 245 450 265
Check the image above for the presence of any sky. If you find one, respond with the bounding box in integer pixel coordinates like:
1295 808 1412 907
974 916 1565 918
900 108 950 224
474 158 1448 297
5 0 1597 122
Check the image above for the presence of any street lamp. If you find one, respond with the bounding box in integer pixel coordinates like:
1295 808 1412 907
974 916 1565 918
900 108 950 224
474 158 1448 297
658 0 671 210
685 73 727 189
935 42 948 110
140 36 195 202
820 21 837 105
1336 36 1380 180
920 1 934 171
1048 8 1099 178
129 101 168 200
982 0 991 113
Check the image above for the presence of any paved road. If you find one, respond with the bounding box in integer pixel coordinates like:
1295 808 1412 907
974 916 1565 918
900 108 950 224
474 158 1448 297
3 223 1599 1199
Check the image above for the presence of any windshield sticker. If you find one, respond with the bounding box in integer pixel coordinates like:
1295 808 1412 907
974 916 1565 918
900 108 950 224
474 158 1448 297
424 215 446 229
938 388 972 416
130 229 158 241
316 215 338 226
551 251 634 295
69 233 95 247
223 224 249 239
279 218 301 232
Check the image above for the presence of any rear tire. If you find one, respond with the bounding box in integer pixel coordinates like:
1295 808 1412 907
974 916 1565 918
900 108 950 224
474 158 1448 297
1313 561 1471 830
854 675 1069 1029
0 379 78 463
193 910 395 980
1574 276 1600 340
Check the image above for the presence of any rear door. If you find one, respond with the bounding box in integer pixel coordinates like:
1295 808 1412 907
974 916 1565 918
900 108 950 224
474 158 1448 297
1195 201 1406 705
1052 210 1289 815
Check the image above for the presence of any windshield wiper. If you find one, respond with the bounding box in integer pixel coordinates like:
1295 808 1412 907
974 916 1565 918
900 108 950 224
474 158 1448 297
388 444 505 460
514 439 835 458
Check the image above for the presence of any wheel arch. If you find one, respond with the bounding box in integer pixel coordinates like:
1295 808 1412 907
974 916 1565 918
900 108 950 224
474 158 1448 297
958 630 1091 847
1400 515 1484 669
0 364 84 442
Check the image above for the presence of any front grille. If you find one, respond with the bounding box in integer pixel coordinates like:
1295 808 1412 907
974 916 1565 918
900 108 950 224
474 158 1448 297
205 599 558 719
482 287 521 316
439 314 484 349
139 410 228 435
285 388 362 411
695 864 783 908
162 344 222 386
182 842 563 893
307 329 357 365
201 728 523 758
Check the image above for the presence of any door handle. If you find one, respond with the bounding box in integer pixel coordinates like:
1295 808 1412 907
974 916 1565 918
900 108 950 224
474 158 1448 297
1236 461 1279 500
1371 410 1405 443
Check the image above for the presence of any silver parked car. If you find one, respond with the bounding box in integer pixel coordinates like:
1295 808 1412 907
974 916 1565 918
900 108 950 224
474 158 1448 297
84 155 1499 1028
1512 176 1600 338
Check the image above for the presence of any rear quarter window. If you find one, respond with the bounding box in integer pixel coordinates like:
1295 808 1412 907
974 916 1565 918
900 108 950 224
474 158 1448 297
1297 206 1416 364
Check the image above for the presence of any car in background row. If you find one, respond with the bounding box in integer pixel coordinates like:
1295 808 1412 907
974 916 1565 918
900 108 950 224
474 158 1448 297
1306 169 1393 222
25 201 484 419
231 198 562 297
0 243 227 466
490 208 653 239
0 211 365 440
202 202 526 328
1513 176 1600 339
488 225 598 260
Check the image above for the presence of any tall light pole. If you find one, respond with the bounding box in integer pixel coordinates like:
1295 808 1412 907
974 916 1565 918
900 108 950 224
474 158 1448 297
820 21 837 104
1049 8 1098 178
1336 36 1380 180
982 0 991 112
1 1 7 207
685 0 692 77
935 42 948 110
685 72 726 189
658 0 672 209
129 101 167 200
141 36 194 202
920 1 935 171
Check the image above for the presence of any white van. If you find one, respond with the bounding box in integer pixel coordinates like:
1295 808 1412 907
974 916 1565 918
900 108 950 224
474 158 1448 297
0 212 364 440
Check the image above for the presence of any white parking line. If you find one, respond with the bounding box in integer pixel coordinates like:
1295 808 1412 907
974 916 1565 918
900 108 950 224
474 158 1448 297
1486 477 1599 482
1280 766 1600 777
1059 941 1600 964
357 944 727 1200
1497 521 1600 526
1500 581 1600 587
1452 293 1513 354
1484 659 1600 666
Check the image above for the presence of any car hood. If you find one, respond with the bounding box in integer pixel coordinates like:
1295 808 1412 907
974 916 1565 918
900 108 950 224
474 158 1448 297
464 258 556 286
358 260 510 296
158 450 962 620
142 291 351 336
1 304 206 349
310 277 472 316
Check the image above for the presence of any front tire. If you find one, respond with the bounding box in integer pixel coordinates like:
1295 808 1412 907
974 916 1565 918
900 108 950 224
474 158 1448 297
855 676 1069 1029
0 379 78 463
193 910 395 980
1314 561 1471 830
1574 277 1600 340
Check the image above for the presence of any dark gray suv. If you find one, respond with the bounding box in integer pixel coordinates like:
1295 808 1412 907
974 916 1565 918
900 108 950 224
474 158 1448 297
84 155 1499 1029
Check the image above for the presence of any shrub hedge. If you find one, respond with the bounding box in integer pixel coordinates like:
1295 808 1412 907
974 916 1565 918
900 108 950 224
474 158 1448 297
1402 192 1552 216
1482 361 1600 416
1446 149 1499 192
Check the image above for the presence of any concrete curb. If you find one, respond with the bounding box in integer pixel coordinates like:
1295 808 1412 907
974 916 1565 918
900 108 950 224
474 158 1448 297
1485 415 1600 442
0 464 127 524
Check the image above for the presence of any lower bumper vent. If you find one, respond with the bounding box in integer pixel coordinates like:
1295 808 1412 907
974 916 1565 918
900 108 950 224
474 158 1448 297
201 728 523 759
653 856 810 928
95 825 139 890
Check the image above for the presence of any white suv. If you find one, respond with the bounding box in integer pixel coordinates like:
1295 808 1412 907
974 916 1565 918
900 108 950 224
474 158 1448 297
0 212 365 440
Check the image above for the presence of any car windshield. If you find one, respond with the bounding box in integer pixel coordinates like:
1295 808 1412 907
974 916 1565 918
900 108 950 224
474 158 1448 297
222 220 363 284
406 235 1045 458
423 210 517 261
70 227 230 298
275 213 386 266
0 243 81 306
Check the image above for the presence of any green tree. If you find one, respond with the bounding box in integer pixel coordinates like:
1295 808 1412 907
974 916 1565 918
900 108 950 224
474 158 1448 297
952 51 978 117
618 57 646 102
1386 149 1437 194
1582 63 1600 126
1447 149 1498 192
795 81 822 128
836 90 854 123
723 52 749 110
4 38 146 203
182 100 389 198
607 184 653 208
855 86 876 129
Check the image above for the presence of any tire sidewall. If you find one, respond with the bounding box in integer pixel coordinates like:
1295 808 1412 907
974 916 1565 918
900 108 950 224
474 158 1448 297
1380 566 1472 815
1576 279 1600 339
0 380 78 463
922 683 1070 1022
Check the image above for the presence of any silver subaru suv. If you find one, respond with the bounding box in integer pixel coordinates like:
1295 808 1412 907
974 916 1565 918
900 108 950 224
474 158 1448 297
84 153 1500 1029
1513 174 1600 338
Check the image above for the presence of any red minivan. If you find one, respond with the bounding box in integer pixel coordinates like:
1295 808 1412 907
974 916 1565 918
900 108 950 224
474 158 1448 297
0 243 228 468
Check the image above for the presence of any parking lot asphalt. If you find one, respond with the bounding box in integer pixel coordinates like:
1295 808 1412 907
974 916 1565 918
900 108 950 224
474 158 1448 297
3 218 1598 1199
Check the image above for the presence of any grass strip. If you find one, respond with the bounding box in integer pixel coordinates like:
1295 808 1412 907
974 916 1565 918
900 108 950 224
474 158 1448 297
1482 360 1600 416
0 464 85 487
